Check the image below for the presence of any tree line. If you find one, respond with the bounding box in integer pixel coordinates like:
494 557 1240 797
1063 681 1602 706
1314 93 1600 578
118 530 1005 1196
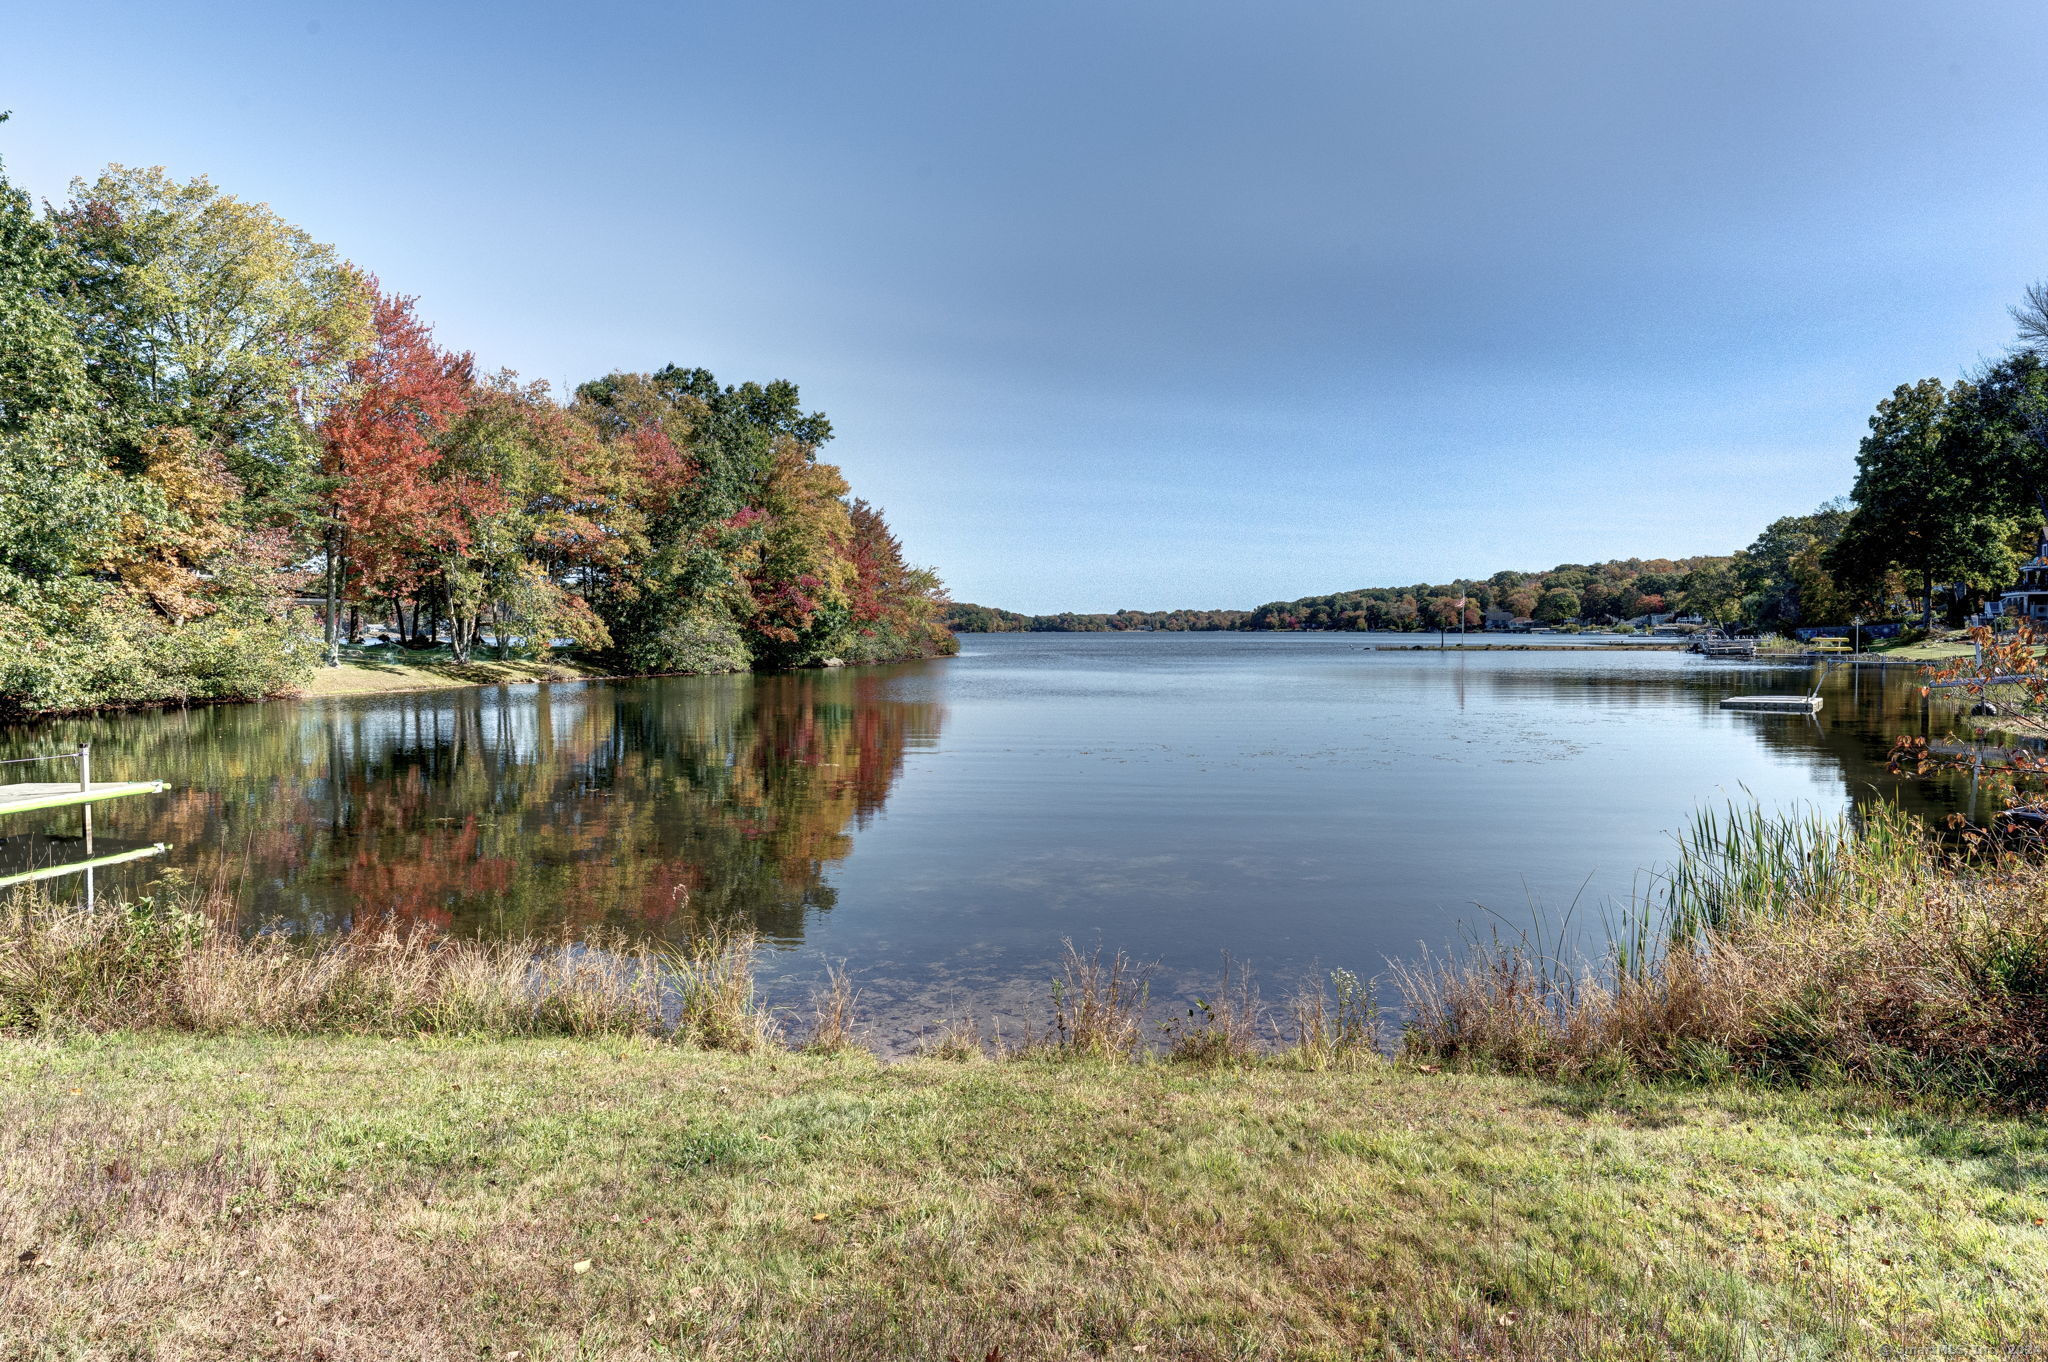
0 136 952 716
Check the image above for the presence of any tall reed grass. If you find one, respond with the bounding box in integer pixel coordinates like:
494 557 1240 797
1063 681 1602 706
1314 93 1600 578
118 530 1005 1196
1399 799 2048 1107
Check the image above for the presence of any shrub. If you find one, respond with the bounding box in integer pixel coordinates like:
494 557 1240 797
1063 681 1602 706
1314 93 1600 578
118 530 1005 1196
617 609 752 676
0 588 315 716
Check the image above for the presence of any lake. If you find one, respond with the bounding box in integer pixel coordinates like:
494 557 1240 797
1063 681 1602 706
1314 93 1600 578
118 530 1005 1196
0 633 1981 1046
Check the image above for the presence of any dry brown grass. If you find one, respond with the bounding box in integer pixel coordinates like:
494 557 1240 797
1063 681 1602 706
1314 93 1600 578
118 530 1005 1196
0 889 771 1050
1286 967 1382 1070
913 1013 990 1061
801 964 862 1054
1039 939 1148 1059
1398 806 2048 1106
1166 953 1265 1065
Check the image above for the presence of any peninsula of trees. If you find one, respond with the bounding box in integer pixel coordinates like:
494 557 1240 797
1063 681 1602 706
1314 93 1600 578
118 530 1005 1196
0 141 952 717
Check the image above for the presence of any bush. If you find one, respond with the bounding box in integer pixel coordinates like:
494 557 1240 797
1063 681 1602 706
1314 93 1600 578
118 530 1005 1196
617 609 752 676
839 614 959 665
0 588 315 717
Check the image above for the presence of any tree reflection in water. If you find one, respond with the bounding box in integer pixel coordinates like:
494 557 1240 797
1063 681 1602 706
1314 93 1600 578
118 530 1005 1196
0 667 944 945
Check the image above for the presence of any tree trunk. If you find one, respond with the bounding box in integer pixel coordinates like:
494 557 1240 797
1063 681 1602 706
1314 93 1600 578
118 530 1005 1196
1923 571 1934 633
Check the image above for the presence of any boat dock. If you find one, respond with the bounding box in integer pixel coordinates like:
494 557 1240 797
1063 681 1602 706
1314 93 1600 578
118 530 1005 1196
1719 694 1823 712
0 779 168 815
0 746 168 896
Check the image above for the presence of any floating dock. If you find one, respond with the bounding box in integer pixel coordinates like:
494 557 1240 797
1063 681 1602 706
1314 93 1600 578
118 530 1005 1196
1719 695 1823 713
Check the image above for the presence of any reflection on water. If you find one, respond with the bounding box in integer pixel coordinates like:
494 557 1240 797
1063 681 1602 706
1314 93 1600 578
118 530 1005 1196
0 668 942 943
0 635 1993 1037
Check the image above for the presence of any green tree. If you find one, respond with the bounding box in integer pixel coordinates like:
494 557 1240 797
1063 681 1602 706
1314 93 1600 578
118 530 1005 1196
1534 587 1580 623
1680 561 1744 625
50 165 373 516
1827 379 2020 630
1738 502 1852 629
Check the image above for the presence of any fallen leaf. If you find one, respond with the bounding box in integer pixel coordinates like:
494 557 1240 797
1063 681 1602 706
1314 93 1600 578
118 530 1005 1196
811 1213 829 1223
572 1259 592 1274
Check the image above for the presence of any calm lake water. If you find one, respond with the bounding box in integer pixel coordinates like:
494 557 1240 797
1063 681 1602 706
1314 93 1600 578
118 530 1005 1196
0 633 1984 1044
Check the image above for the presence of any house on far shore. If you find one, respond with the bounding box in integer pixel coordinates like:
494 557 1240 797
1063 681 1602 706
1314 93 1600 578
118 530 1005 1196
1482 608 1516 631
1979 539 2048 625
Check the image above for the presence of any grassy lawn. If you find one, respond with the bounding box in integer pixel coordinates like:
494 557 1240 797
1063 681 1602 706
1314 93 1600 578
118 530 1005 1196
4 1035 2045 1360
1861 637 1973 663
293 648 611 699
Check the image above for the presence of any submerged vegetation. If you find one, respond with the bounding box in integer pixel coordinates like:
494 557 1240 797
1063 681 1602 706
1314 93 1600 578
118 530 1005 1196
0 137 951 718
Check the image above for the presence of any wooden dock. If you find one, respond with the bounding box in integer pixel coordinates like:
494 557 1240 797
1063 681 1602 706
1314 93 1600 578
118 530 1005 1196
0 780 167 815
1720 695 1823 713
0 747 169 898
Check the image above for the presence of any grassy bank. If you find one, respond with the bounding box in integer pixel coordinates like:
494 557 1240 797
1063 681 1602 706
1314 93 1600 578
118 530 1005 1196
9 805 2048 1356
291 647 613 699
6 1033 2047 1360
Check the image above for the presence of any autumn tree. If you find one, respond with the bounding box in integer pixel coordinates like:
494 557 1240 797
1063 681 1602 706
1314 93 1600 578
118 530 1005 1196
51 165 371 515
318 289 471 658
840 499 952 662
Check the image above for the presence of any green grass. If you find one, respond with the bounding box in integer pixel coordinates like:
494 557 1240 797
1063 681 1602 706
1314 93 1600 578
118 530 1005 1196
4 1033 2046 1360
1862 636 1973 662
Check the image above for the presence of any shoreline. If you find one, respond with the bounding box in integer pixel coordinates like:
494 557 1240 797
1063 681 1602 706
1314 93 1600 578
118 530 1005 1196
287 655 623 700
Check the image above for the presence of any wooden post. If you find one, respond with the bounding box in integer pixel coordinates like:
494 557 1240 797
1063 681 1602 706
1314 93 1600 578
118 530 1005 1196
78 743 92 849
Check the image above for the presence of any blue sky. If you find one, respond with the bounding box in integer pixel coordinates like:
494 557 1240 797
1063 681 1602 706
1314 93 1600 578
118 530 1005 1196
6 1 2048 612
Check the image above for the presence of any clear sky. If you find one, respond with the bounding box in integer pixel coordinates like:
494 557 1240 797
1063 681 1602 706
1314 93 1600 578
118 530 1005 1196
6 1 2047 613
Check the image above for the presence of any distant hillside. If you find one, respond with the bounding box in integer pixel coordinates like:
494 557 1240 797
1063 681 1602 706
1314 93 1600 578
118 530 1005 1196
943 604 1252 633
949 552 1745 633
1241 555 1738 631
